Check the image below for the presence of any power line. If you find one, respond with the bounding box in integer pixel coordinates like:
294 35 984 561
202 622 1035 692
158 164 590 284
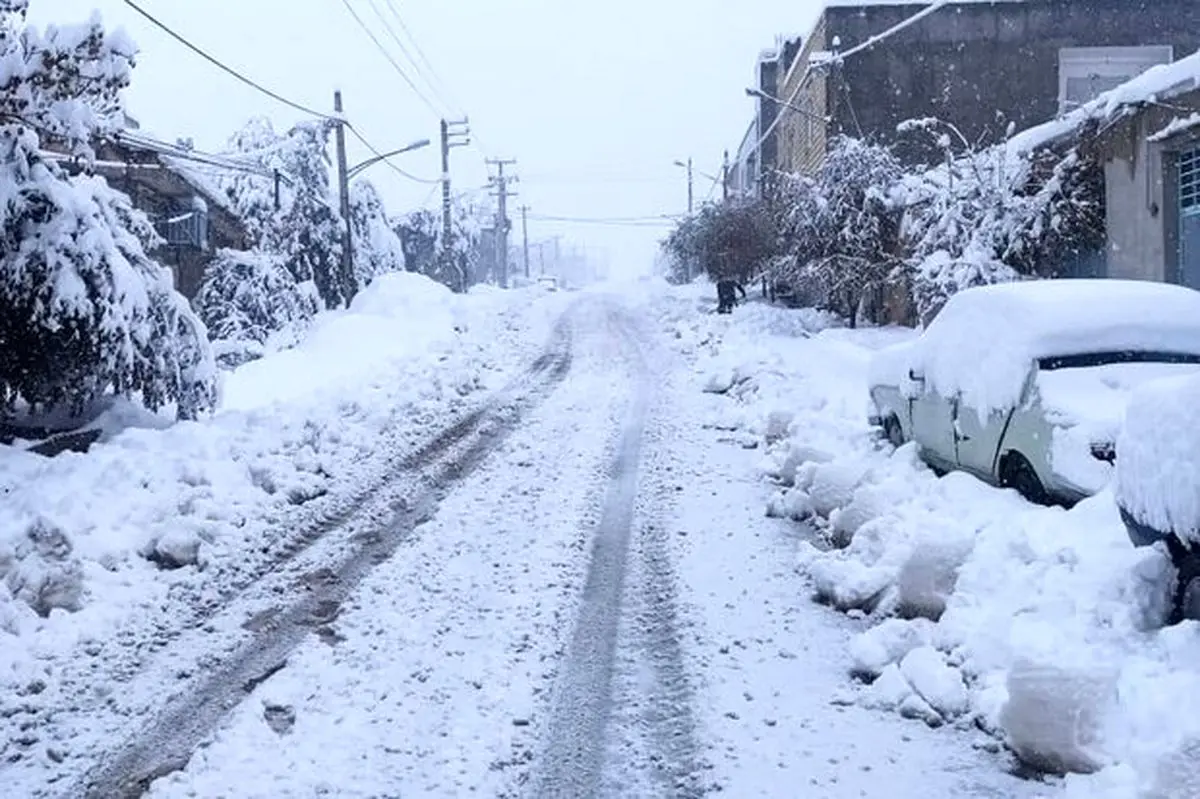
365 0 456 118
122 0 337 122
379 0 462 114
339 0 442 119
346 125 441 184
752 0 952 154
527 213 680 227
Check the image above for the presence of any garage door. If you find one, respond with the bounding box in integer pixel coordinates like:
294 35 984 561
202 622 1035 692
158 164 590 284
1182 148 1200 290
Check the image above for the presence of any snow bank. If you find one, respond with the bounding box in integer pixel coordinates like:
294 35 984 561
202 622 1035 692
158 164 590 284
0 276 564 682
1117 372 1200 545
674 284 1200 795
905 280 1200 416
223 271 464 411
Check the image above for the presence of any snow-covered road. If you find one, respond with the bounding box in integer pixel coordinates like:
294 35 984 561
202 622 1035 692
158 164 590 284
10 288 1053 798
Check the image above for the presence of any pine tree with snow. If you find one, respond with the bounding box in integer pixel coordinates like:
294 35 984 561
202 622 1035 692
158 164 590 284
218 117 347 308
0 1 217 421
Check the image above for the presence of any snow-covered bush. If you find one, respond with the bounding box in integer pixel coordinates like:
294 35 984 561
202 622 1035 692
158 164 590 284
0 1 217 420
349 179 405 286
193 249 320 367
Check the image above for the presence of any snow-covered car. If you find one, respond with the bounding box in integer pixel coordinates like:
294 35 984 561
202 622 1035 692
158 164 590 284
868 279 1200 504
1116 372 1200 620
537 275 559 291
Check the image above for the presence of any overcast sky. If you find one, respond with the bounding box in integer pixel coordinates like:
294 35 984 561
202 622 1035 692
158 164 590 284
30 0 824 277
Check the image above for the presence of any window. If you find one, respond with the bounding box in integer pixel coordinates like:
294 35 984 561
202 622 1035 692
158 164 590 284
1180 148 1200 290
1058 46 1174 114
157 196 209 251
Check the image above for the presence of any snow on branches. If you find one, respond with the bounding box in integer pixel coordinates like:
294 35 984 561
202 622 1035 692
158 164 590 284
194 249 321 368
349 179 406 287
0 5 216 421
664 122 1105 327
217 117 347 310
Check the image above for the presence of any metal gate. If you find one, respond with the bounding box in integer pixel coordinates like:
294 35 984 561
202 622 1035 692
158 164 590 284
1180 147 1200 289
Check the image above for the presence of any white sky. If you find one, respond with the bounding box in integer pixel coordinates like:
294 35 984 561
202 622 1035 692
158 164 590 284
29 0 825 278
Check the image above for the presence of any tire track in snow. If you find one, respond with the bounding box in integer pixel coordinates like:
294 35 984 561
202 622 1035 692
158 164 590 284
75 315 576 799
531 307 706 798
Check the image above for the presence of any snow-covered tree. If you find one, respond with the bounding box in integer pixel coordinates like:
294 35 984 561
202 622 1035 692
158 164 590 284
218 117 346 308
661 198 777 285
0 1 217 420
349 179 405 287
897 117 1105 322
395 208 438 275
393 199 486 292
193 249 320 367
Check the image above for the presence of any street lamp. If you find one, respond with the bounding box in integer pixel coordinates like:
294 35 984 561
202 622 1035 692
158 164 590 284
347 138 431 179
745 87 831 124
673 158 694 216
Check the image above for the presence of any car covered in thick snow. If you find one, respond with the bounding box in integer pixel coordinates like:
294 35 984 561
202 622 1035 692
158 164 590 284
868 279 1200 504
1116 372 1200 620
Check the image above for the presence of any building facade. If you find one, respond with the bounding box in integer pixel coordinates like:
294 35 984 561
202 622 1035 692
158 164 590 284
727 37 801 200
52 136 249 300
1095 85 1200 290
773 0 1200 176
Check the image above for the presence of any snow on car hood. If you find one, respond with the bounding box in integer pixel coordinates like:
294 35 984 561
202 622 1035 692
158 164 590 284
1039 363 1200 496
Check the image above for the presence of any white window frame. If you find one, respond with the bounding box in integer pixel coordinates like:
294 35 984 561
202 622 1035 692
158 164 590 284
1058 45 1174 114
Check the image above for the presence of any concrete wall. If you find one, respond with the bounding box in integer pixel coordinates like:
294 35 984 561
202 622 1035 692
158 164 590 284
801 0 1200 166
1099 88 1200 285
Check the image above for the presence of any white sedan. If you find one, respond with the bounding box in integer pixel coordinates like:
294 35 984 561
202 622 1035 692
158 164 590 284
868 279 1200 504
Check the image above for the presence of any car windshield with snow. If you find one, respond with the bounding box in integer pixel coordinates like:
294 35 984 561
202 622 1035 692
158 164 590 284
868 279 1200 504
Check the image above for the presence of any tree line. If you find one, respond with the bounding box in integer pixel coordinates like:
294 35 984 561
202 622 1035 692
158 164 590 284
661 120 1105 327
0 2 489 429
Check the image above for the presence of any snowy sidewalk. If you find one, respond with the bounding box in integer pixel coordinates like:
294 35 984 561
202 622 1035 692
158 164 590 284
640 304 1042 798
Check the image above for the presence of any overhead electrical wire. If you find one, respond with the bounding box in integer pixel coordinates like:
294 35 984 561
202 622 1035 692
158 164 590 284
365 0 455 118
346 125 441 184
379 0 462 114
751 0 953 155
339 0 443 120
123 0 440 185
123 0 337 122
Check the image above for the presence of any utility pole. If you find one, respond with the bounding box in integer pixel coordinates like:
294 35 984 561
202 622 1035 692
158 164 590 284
333 90 354 304
519 205 531 278
439 118 470 290
486 158 518 288
686 156 694 215
722 149 730 203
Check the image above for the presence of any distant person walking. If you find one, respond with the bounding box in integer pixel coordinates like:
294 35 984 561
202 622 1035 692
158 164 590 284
716 279 747 314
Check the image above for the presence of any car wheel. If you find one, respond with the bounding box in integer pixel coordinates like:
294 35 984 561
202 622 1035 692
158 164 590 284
883 416 906 448
1001 453 1049 505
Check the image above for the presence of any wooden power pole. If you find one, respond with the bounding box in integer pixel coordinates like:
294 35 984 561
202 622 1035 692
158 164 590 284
333 90 354 303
